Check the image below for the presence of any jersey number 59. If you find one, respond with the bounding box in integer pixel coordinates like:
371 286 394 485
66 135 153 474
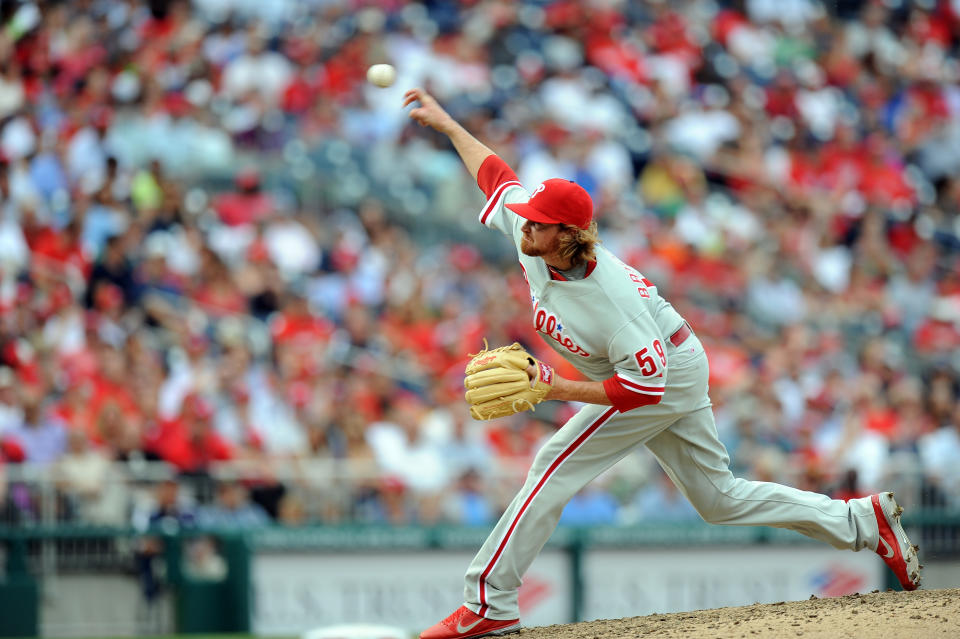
634 339 666 376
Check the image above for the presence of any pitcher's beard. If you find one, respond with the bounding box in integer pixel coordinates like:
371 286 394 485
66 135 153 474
520 238 542 256
521 236 558 257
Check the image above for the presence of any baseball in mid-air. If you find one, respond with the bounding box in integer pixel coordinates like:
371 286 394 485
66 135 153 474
366 63 396 88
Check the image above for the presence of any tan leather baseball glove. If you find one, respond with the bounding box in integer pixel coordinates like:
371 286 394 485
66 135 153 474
464 342 555 420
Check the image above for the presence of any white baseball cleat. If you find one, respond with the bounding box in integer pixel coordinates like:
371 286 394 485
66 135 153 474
871 492 921 591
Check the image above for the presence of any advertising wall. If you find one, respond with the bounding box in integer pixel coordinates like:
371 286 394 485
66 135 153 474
252 550 571 636
581 546 884 621
251 545 884 636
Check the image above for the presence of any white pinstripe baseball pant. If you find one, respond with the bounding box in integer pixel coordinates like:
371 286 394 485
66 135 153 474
463 336 881 620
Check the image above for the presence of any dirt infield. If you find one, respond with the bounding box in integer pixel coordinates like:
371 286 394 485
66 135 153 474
516 588 959 638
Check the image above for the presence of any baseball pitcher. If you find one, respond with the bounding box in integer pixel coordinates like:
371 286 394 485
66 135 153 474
402 88 920 639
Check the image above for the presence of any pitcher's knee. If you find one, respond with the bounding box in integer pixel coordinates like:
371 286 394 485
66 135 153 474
691 497 738 524
686 478 739 524
695 503 728 524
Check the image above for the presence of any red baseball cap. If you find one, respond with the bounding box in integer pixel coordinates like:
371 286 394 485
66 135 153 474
506 179 593 229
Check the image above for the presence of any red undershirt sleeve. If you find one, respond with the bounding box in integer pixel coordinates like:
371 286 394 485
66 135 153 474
477 155 521 199
602 375 664 413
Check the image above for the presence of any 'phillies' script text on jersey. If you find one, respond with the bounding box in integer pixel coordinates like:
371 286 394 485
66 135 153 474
521 264 590 357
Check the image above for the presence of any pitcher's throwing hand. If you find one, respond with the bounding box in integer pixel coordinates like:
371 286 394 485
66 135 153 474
403 88 455 133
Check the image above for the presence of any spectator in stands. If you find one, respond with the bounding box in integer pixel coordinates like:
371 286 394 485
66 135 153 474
918 400 960 508
85 234 136 309
628 469 700 523
559 484 620 527
276 491 308 526
196 480 271 530
135 234 185 328
87 344 140 446
0 455 6 515
157 331 219 419
55 428 126 524
134 479 197 603
437 404 495 479
442 468 495 527
4 385 66 464
366 394 448 495
182 535 229 582
0 366 21 435
147 393 234 474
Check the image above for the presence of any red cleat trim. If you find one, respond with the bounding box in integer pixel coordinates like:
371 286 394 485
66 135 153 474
420 606 520 639
871 492 921 591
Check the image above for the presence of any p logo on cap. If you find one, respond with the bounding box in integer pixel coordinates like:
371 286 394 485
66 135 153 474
506 179 593 229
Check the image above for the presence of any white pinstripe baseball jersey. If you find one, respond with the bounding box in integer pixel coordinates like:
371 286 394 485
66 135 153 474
476 155 688 413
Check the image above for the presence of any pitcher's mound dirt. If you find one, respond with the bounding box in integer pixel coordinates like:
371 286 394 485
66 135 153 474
516 588 959 638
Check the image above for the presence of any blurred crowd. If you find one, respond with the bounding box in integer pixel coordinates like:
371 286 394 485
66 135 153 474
1 0 960 531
